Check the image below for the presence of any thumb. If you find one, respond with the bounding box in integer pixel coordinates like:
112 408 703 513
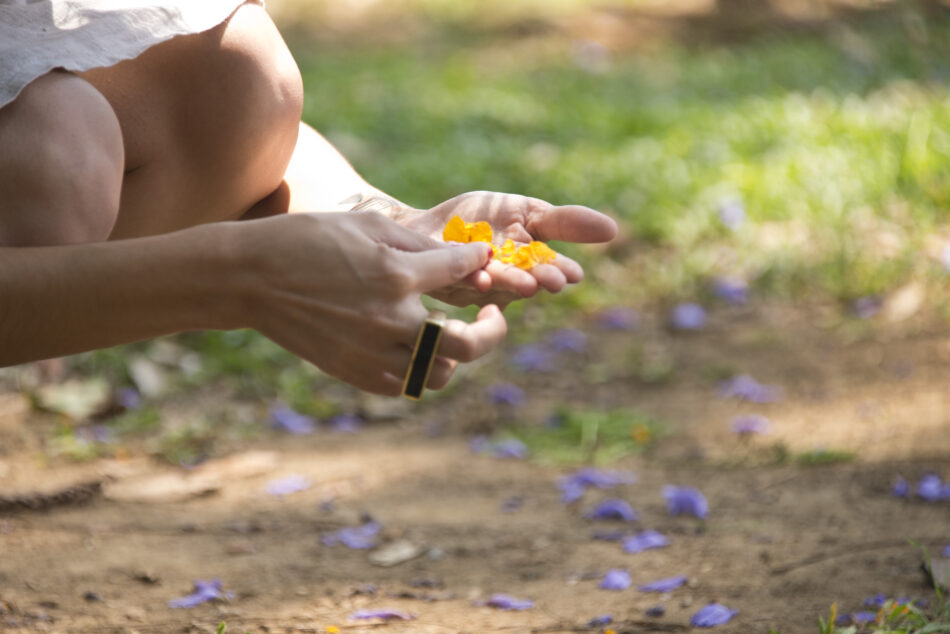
402 241 493 292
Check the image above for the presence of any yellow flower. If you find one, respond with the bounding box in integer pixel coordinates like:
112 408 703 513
326 627 340 634
442 215 556 270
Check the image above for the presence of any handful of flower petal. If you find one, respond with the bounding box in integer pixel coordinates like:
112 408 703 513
442 215 557 270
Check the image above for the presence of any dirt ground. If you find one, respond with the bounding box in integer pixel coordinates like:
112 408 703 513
1 303 949 634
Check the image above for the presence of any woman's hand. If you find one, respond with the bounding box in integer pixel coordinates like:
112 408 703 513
395 191 618 308
239 211 506 396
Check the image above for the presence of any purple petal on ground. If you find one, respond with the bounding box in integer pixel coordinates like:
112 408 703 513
349 609 414 621
481 594 534 611
599 569 631 591
511 344 556 372
560 481 586 504
622 529 670 553
485 383 527 406
585 499 638 522
670 302 707 331
863 592 887 607
691 603 738 627
893 476 909 498
591 529 627 542
266 474 311 496
168 579 229 609
943 544 950 558
852 611 878 624
559 467 637 492
116 387 143 410
492 438 528 459
853 295 883 320
718 200 746 230
469 435 491 454
587 615 613 627
269 404 317 435
329 413 362 434
500 497 524 513
663 485 709 519
596 307 640 331
711 277 749 305
321 521 381 550
731 415 771 435
917 474 944 502
645 605 666 617
638 575 688 593
718 374 781 403
547 328 588 353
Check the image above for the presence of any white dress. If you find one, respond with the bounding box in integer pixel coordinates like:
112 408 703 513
0 0 258 108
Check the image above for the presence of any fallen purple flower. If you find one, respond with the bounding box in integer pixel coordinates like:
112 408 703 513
485 382 526 407
266 475 311 497
863 592 887 608
596 306 639 331
511 344 556 372
663 485 709 519
558 468 636 504
670 302 707 331
837 611 877 626
731 415 770 436
547 328 587 353
329 413 362 434
269 404 317 435
718 200 746 230
349 609 414 621
718 374 781 403
854 295 883 320
917 474 943 502
560 480 587 504
943 544 950 558
893 476 909 498
168 579 232 609
622 529 670 553
469 435 491 454
711 277 749 305
587 615 613 627
492 438 528 459
645 605 666 617
321 521 381 550
116 387 143 410
691 603 738 627
585 499 639 522
599 569 631 591
480 593 534 611
638 575 687 593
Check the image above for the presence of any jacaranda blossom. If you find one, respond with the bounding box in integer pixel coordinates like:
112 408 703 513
731 415 770 436
663 485 709 519
863 593 887 608
718 374 781 403
585 499 639 522
557 468 637 504
670 302 707 331
836 611 877 626
622 529 670 553
321 521 381 550
265 475 311 496
511 343 556 372
491 438 529 459
711 277 749 305
485 382 526 406
638 575 687 593
596 307 639 331
917 474 943 502
269 403 317 435
691 603 738 627
480 594 534 610
599 569 631 591
546 328 587 353
168 579 233 608
587 615 613 627
349 609 414 621
942 544 950 558
893 476 909 498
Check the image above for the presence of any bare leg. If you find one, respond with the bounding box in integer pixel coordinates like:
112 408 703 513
0 72 123 247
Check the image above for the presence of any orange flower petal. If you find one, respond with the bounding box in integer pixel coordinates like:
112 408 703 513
469 221 493 243
443 215 470 243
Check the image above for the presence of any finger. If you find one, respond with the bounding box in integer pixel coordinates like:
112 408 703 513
404 241 494 293
426 356 459 391
437 304 507 363
530 263 568 293
524 203 618 244
485 259 539 297
548 251 584 284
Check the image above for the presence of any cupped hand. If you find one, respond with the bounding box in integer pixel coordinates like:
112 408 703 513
395 191 617 307
240 211 506 396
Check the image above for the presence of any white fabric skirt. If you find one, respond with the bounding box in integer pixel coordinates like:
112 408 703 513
0 0 257 109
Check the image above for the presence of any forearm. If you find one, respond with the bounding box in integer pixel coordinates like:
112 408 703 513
0 223 247 366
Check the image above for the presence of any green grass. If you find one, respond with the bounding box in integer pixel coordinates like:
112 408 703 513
295 10 950 308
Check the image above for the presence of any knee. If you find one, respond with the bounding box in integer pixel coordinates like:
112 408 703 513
0 73 123 246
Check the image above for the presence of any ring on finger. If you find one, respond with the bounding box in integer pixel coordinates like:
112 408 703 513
402 310 447 400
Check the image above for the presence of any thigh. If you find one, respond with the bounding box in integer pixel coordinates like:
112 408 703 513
79 1 303 239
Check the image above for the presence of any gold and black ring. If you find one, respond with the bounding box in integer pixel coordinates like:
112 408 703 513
402 310 446 400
